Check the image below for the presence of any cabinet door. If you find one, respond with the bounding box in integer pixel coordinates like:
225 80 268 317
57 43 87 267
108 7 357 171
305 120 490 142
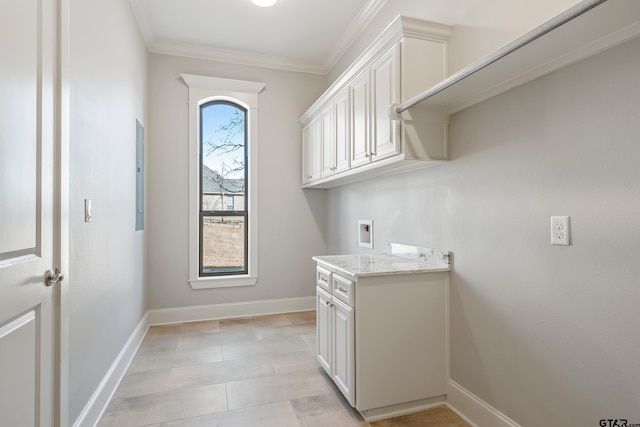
334 88 350 173
350 70 371 169
320 103 335 177
371 44 400 161
302 117 321 184
316 287 333 374
332 297 355 406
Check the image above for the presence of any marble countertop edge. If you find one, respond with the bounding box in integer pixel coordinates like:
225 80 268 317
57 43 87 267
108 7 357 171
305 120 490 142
313 253 450 278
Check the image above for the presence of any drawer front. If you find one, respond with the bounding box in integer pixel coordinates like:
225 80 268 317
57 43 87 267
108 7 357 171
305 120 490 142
316 265 332 292
332 274 354 307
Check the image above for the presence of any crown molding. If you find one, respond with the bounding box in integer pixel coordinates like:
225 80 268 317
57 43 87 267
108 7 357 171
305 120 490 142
128 0 153 51
398 16 454 42
321 0 389 72
149 40 327 74
130 0 416 76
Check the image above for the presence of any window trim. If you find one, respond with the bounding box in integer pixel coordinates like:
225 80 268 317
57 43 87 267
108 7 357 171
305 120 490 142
182 74 265 289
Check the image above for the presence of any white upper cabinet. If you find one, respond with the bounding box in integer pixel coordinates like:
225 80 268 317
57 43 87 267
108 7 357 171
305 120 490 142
299 16 453 189
350 70 370 169
302 116 321 184
320 103 335 177
370 43 400 162
320 87 351 178
334 88 351 174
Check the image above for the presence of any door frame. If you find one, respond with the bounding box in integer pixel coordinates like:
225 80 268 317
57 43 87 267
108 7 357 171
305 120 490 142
54 0 70 425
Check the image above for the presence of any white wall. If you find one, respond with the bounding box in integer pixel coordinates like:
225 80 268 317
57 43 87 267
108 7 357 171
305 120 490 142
326 36 640 425
328 0 579 83
146 54 327 309
68 0 147 421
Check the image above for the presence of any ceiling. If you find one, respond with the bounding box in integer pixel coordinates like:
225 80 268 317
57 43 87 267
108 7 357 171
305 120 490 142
130 0 388 74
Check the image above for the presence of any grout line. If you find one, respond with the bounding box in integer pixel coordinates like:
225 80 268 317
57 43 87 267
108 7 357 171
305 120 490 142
224 382 230 412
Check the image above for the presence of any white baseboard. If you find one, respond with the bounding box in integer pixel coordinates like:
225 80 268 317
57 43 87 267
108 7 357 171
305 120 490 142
73 312 150 427
147 296 316 325
360 395 446 422
446 379 521 427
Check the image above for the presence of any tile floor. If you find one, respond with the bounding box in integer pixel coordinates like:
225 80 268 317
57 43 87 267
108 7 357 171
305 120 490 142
98 311 470 426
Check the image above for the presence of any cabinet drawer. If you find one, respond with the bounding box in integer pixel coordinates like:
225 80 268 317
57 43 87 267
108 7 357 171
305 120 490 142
332 274 354 307
317 266 332 292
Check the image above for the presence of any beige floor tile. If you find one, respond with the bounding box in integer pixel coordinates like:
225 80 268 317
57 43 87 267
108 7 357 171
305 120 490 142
147 320 222 337
226 369 333 410
271 350 319 374
222 335 311 361
291 392 369 427
136 333 180 355
301 333 315 352
252 322 316 340
112 368 173 399
369 406 470 427
285 311 316 324
168 355 276 389
97 384 227 426
219 313 292 330
99 312 469 427
160 401 300 427
177 329 257 351
127 346 223 374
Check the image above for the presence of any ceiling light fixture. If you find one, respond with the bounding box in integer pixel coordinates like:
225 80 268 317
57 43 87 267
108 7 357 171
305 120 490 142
251 0 277 7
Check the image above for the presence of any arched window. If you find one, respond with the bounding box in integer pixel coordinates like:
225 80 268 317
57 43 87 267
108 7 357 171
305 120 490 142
199 101 248 275
183 74 264 289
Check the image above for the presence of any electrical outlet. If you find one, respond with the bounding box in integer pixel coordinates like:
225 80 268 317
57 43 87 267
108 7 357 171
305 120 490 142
550 216 570 245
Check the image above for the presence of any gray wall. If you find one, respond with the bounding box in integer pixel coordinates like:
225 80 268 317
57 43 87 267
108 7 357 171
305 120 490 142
326 38 640 424
146 54 327 309
68 0 147 421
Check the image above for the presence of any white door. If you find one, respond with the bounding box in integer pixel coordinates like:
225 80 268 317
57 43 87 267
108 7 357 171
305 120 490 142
371 44 400 161
320 103 335 177
350 70 371 169
315 287 333 374
0 0 60 425
332 297 355 406
334 88 350 174
302 117 321 184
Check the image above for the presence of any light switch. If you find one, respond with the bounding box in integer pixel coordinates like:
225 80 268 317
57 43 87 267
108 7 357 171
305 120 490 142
85 199 92 222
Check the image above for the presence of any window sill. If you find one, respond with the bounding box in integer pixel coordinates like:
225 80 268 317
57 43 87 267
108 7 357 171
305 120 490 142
189 275 258 290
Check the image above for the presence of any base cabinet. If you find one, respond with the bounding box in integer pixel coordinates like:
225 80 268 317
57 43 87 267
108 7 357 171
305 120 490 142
315 264 448 421
316 284 355 406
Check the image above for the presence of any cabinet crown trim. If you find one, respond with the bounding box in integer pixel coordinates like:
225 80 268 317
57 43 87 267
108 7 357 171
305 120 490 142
299 15 452 125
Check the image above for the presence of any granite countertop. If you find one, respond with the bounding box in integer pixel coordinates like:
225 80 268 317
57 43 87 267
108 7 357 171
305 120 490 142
313 243 451 278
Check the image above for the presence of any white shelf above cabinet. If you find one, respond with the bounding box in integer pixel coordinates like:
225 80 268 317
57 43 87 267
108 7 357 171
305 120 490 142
396 0 640 116
301 0 640 190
